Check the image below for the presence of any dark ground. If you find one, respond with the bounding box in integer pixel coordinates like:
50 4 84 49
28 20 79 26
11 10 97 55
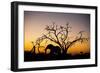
24 51 90 62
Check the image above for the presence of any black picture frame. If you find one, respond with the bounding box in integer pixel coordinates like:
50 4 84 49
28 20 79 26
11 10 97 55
11 1 98 72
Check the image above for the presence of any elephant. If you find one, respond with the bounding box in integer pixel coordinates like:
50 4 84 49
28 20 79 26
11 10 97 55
45 44 61 55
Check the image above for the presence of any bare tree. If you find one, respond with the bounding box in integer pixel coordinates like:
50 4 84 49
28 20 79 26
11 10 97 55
37 22 88 54
31 36 47 54
35 37 44 53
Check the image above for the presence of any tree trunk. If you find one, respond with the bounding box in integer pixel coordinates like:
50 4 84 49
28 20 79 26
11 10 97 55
61 48 66 55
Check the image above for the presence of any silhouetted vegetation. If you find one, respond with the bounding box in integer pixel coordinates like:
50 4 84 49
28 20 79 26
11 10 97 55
24 45 90 61
24 22 90 61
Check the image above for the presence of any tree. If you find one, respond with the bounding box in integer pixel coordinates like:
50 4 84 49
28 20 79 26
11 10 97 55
40 22 88 54
35 37 44 53
33 22 88 55
31 35 47 54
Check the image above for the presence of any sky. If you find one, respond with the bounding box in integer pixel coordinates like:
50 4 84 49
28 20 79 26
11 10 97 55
24 11 90 55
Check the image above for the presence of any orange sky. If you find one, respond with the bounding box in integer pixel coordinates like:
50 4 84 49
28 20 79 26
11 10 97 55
24 11 90 55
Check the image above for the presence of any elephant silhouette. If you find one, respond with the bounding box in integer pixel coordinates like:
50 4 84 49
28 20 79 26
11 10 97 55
45 44 61 55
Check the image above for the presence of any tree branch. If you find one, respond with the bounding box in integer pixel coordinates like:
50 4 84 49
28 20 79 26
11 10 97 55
65 37 88 52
